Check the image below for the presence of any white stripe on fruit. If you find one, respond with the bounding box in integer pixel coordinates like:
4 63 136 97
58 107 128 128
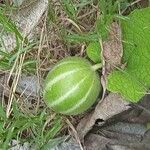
44 68 86 95
62 77 95 114
50 75 89 107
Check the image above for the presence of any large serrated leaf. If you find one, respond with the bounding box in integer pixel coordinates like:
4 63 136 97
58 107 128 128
107 8 150 102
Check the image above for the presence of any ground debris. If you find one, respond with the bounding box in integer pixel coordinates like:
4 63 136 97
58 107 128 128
50 138 81 150
102 122 147 136
10 140 33 150
106 143 150 150
77 93 130 140
16 75 43 98
85 134 114 150
85 125 150 150
1 0 48 53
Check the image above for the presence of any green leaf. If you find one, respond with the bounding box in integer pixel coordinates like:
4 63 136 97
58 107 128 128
107 8 150 102
86 42 101 63
107 71 146 102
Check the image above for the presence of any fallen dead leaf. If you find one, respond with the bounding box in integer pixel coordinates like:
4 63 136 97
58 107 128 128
84 132 146 150
102 22 123 74
102 122 147 136
120 94 150 124
77 93 130 140
85 133 115 150
100 129 142 143
85 125 150 150
107 143 150 150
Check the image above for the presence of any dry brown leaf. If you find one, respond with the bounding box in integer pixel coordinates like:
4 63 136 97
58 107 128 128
102 22 123 74
84 122 149 150
121 95 150 124
1 0 48 53
85 134 114 150
85 132 150 150
77 93 130 140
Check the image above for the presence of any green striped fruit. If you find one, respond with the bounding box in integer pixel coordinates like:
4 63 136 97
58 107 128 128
43 57 101 115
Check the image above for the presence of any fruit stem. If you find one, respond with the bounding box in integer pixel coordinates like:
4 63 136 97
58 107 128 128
91 63 102 71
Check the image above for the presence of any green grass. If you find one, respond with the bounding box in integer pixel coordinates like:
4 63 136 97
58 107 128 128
0 101 63 149
0 0 149 149
0 2 64 149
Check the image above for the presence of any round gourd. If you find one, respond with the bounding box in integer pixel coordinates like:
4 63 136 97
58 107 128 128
43 57 101 115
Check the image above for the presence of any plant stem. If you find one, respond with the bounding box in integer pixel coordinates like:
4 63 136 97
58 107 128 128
91 63 102 71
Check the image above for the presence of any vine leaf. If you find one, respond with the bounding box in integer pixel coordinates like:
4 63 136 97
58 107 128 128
107 8 150 102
